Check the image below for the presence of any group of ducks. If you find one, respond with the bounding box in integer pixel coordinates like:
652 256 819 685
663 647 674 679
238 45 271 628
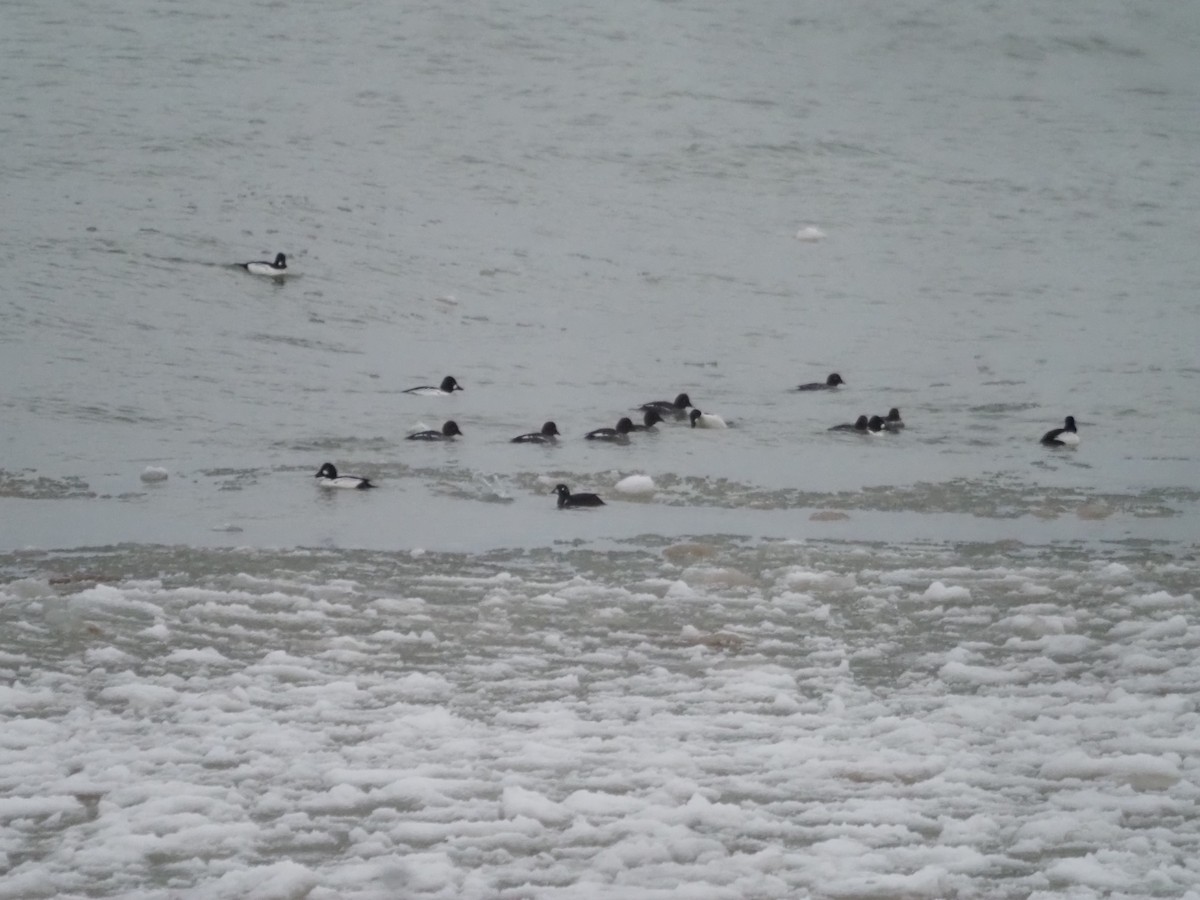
240 256 1079 505
310 377 739 497
799 373 1080 449
310 369 1081 506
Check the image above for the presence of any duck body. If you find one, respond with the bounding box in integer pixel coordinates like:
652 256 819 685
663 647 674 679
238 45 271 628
829 415 870 433
403 376 463 396
586 417 634 441
554 484 605 509
241 252 287 276
512 421 560 444
629 410 664 431
639 392 692 419
314 462 374 489
1040 416 1080 447
882 408 904 430
797 373 844 391
689 408 728 429
407 420 463 441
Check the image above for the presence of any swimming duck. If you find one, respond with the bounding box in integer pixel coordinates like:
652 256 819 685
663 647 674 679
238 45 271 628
314 462 374 489
241 252 287 276
403 376 463 396
829 415 870 433
638 392 692 419
554 484 605 508
689 408 728 429
407 420 463 441
586 417 634 441
628 410 664 431
512 421 560 444
1040 416 1080 447
796 373 844 391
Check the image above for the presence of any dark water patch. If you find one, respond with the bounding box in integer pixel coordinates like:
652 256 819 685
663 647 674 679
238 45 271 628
245 332 359 354
969 402 1040 414
280 436 399 454
0 470 94 500
1053 35 1145 59
197 467 267 491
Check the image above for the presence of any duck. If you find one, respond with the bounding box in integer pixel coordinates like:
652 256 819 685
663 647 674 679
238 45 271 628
882 407 904 430
868 415 887 433
796 373 844 391
554 484 605 509
585 417 634 441
403 376 463 396
628 410 664 431
241 252 287 276
1040 415 1080 447
407 420 463 441
638 392 692 419
689 408 728 429
512 421 560 444
314 462 375 489
829 415 870 433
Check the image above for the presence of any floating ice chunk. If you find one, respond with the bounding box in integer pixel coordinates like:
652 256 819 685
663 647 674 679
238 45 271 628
140 466 169 483
1040 750 1181 789
825 864 948 897
665 579 698 599
83 646 129 666
662 542 718 564
394 671 452 701
996 613 1070 637
1046 853 1133 890
207 860 318 899
163 647 229 665
0 795 82 821
1112 613 1189 640
795 225 827 241
98 683 179 709
1129 591 1193 611
0 685 58 711
780 568 857 592
923 581 971 602
1035 633 1094 658
614 474 656 495
139 623 170 640
772 692 802 712
395 852 459 893
1098 562 1133 581
1117 652 1172 673
502 785 570 824
939 660 1030 685
681 565 756 588
373 629 438 645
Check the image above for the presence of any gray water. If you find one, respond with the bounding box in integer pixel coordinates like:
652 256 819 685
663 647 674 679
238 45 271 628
2 0 1200 897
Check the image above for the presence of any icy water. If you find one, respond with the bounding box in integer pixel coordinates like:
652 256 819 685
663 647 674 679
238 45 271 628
2 0 1200 896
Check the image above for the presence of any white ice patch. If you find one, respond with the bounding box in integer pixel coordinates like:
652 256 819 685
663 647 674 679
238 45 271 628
2 551 1198 898
614 474 656 495
1039 750 1182 789
922 580 971 602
